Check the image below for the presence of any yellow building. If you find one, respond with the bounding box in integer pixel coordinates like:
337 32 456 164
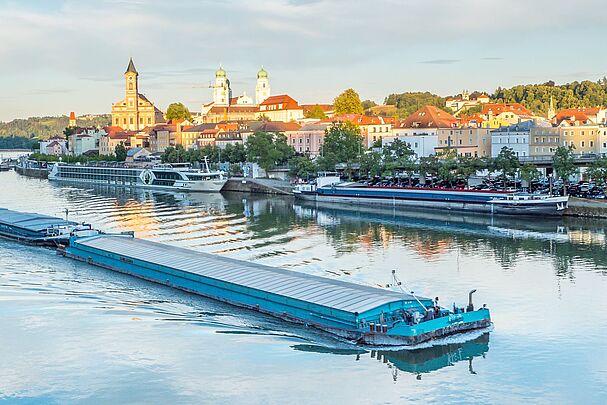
480 103 535 128
529 126 560 157
559 124 600 154
435 127 492 157
111 58 164 131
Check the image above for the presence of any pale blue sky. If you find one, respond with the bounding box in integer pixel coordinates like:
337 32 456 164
1 0 606 121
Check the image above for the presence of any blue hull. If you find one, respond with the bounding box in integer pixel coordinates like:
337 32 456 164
63 234 491 346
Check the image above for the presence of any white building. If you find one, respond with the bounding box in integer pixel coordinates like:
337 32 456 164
383 134 438 158
490 121 549 158
39 136 68 155
70 128 107 156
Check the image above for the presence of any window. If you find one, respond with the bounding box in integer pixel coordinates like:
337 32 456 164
148 118 152 124
129 83 133 90
115 118 119 125
590 141 594 147
123 118 126 124
414 142 418 148
458 139 462 145
130 118 133 124
581 141 585 147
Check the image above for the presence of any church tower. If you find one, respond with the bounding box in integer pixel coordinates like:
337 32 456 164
124 57 139 130
68 111 76 128
256 66 270 105
547 95 556 120
213 66 230 106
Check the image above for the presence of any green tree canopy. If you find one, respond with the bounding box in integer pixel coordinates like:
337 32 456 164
114 143 127 161
245 132 294 171
520 163 540 188
289 154 318 179
165 103 192 121
552 145 578 187
384 92 446 118
586 158 607 185
304 105 327 119
493 147 521 180
361 99 378 111
333 89 364 115
317 121 363 172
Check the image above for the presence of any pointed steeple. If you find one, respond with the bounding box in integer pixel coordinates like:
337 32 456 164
548 95 556 119
125 57 138 74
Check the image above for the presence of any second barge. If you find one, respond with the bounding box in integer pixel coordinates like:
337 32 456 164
62 234 491 346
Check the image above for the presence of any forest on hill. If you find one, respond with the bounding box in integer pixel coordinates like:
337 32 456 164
0 115 111 140
492 79 607 116
383 78 607 118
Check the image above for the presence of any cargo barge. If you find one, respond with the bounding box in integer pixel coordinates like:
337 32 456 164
0 208 96 246
61 233 491 346
294 176 568 217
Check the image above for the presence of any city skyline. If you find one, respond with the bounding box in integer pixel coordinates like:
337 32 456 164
1 0 606 121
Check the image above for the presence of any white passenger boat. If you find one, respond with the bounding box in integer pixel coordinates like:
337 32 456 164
48 159 227 192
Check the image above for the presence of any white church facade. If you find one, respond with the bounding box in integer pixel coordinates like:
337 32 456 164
197 66 271 123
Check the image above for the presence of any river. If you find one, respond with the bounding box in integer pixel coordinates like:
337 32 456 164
1 168 606 404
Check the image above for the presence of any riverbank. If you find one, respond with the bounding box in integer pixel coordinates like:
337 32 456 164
565 197 607 218
222 177 293 195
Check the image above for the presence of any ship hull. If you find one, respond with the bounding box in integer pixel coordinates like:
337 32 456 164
298 187 567 217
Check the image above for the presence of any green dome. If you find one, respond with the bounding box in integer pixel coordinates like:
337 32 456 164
257 66 268 79
215 66 226 78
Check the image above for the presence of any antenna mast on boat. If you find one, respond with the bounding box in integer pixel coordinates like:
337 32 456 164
391 270 428 311
64 208 69 222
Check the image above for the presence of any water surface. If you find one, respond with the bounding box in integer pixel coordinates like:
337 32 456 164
1 170 606 404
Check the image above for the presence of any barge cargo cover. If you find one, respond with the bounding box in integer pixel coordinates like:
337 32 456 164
64 235 491 345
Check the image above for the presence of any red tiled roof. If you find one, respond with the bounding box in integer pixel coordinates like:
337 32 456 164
324 114 387 126
482 103 533 117
254 121 301 132
47 141 61 148
555 110 592 125
399 106 459 129
259 94 302 110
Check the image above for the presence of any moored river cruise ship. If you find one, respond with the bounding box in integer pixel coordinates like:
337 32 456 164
294 175 569 217
48 162 227 192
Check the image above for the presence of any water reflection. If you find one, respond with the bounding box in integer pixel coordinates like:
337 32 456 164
292 333 489 380
293 201 607 278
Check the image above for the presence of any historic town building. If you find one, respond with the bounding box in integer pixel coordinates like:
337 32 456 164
198 66 271 123
111 58 164 131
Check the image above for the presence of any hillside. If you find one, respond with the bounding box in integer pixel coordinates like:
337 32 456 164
492 79 607 116
0 114 111 140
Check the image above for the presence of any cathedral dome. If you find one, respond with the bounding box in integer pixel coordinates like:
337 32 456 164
257 66 268 79
216 66 226 78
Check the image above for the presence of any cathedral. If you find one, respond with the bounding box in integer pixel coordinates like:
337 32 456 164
199 66 271 123
111 58 164 131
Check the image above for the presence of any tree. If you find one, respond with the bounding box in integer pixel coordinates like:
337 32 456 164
245 132 294 171
304 105 327 119
289 154 318 179
114 143 127 161
382 139 414 177
361 99 377 111
586 158 607 185
493 147 521 184
333 88 364 115
384 92 447 118
359 151 383 178
520 163 540 190
63 127 75 151
317 121 363 173
552 146 577 193
165 103 192 121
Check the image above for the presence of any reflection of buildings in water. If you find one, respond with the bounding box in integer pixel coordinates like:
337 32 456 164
291 333 489 380
410 238 452 261
567 229 606 245
359 227 394 251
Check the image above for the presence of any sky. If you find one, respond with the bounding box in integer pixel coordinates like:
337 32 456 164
1 0 606 121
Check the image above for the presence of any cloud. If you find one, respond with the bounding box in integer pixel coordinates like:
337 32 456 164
420 59 460 65
481 57 504 61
